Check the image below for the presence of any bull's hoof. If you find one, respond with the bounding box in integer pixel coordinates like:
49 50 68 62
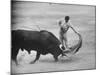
54 59 58 62
54 60 58 63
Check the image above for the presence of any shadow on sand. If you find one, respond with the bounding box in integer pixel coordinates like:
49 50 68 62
39 56 81 64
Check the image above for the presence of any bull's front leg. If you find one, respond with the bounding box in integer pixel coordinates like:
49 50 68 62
53 55 58 62
30 52 40 64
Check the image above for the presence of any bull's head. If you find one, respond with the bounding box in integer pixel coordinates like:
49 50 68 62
59 33 82 56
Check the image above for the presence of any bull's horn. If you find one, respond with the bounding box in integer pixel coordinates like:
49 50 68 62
63 33 82 54
59 44 63 50
59 44 66 51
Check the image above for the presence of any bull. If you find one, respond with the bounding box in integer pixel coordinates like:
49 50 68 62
11 30 82 65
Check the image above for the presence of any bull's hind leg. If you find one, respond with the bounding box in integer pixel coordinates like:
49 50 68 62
30 52 40 64
11 47 19 65
52 46 62 62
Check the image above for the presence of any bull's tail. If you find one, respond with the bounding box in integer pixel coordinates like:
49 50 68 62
63 33 82 54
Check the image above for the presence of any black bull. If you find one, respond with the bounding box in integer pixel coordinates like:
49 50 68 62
11 30 82 64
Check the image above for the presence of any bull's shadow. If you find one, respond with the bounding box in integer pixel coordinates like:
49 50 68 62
39 55 81 64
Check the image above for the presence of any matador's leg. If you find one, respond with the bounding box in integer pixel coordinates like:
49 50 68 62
63 33 68 49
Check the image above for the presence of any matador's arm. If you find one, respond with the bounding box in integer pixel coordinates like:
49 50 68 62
68 20 78 34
